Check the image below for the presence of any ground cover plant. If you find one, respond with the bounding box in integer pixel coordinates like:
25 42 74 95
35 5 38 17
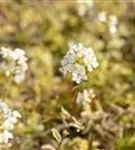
0 0 135 150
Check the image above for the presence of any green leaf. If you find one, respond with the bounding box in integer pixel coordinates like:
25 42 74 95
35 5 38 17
41 144 56 150
51 128 62 143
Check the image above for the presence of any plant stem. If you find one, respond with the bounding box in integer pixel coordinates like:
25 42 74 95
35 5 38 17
3 76 12 100
56 136 65 150
88 132 93 150
71 90 78 116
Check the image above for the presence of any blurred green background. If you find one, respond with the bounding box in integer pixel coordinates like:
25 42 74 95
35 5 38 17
0 0 135 150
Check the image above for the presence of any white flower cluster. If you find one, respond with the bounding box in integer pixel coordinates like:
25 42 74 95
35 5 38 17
60 42 99 84
0 102 21 143
0 47 28 83
98 12 118 34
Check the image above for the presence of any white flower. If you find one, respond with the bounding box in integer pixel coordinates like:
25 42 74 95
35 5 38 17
76 89 96 118
0 101 21 144
109 25 117 34
0 130 13 144
76 89 95 104
97 12 118 34
109 15 117 25
14 73 25 83
3 120 14 130
60 42 99 84
76 0 94 16
0 47 28 83
13 110 21 118
109 15 117 34
72 64 87 84
98 12 107 22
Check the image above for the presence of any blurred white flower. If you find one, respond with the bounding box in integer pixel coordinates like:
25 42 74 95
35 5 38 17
76 89 95 104
109 15 117 25
0 47 28 83
98 12 107 22
98 12 118 34
109 25 117 34
76 0 94 16
12 110 21 118
76 89 96 118
0 130 13 144
109 15 117 34
0 101 21 144
60 42 99 84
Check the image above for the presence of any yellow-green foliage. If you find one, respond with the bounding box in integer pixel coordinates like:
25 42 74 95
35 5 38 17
0 0 135 150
